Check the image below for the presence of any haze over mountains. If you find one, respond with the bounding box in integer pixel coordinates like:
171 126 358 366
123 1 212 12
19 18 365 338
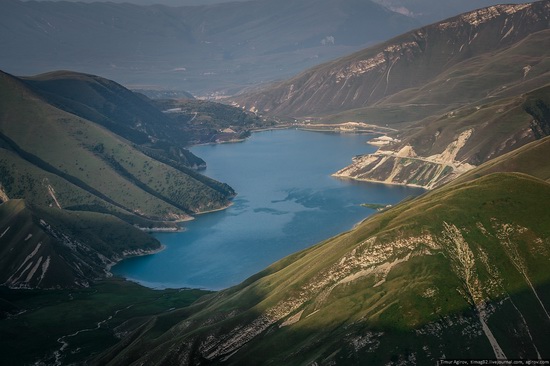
1 0 531 96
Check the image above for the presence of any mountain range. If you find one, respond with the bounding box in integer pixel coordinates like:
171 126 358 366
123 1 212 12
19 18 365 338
237 1 550 188
1 1 550 365
1 0 423 95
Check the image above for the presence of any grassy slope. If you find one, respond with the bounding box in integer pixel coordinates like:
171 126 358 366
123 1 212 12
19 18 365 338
0 71 233 221
0 146 162 226
22 71 209 168
96 169 550 364
388 83 550 165
151 98 276 145
450 135 550 185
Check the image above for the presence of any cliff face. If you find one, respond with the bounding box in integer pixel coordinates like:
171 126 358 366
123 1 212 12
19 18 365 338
333 85 550 189
333 130 475 188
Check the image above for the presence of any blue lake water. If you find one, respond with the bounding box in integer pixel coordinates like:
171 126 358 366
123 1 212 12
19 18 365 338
112 129 425 290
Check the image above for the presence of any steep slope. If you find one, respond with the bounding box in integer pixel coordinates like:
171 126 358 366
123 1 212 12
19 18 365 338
234 1 550 117
0 70 234 222
449 135 550 186
333 83 550 188
0 200 159 289
240 2 550 189
0 69 239 290
371 0 537 23
22 70 206 169
95 170 550 365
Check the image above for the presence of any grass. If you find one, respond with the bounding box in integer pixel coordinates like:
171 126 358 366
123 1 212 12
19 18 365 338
0 71 234 223
361 203 390 211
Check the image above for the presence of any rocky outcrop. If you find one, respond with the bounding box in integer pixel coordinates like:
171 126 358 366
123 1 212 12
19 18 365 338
333 130 476 189
0 200 160 289
0 183 8 203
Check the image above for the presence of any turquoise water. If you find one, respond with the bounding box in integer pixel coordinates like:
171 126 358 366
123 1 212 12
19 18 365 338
112 129 425 290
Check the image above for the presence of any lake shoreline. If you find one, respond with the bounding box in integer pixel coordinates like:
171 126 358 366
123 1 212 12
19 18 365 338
113 129 425 290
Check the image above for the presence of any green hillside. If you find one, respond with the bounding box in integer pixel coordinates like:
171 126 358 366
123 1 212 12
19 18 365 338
0 70 234 223
0 69 238 291
0 278 210 365
22 71 207 169
450 135 550 185
93 153 550 364
152 98 276 145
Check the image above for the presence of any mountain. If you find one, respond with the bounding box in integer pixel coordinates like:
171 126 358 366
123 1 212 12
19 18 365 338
236 1 550 188
152 98 276 145
94 136 550 365
0 69 241 289
21 70 207 168
0 70 235 223
332 82 550 188
0 0 534 96
371 0 535 23
0 0 420 95
234 1 549 117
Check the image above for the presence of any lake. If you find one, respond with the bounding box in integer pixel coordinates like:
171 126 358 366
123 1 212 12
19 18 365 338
112 129 425 290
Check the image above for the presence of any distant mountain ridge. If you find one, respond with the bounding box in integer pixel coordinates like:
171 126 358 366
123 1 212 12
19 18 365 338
234 1 550 117
0 0 420 94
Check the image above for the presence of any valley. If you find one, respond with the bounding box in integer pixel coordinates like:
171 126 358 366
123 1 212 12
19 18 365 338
1 0 550 365
112 130 425 290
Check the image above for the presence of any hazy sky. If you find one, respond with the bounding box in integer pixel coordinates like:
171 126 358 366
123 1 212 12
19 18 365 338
26 0 247 4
